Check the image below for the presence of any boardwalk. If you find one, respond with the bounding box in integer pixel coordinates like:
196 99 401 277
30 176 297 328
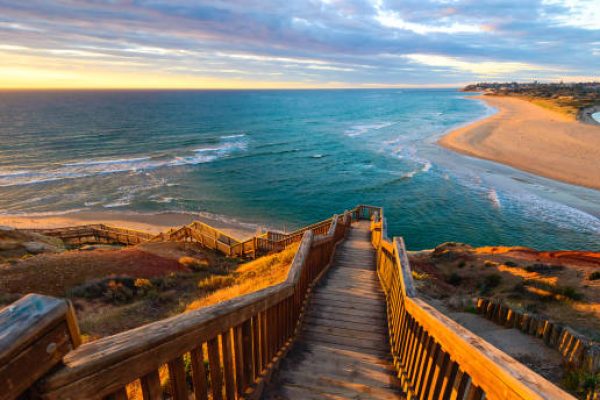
264 221 400 399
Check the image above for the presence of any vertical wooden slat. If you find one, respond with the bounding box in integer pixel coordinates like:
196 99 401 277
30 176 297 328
465 384 484 400
252 315 261 376
420 343 441 400
221 329 237 400
408 328 427 391
440 361 459 400
429 351 451 400
167 356 188 400
261 310 268 369
191 345 209 400
449 370 469 400
242 319 255 388
414 337 436 397
234 325 246 396
105 387 128 400
207 337 224 400
140 370 162 400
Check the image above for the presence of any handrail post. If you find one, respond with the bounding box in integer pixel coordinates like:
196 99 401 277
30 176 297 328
0 294 81 400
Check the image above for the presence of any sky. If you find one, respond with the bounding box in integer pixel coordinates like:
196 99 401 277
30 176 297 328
0 0 598 89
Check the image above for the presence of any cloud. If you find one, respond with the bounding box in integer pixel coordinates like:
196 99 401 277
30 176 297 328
373 0 483 34
403 54 560 76
0 0 596 88
542 0 600 30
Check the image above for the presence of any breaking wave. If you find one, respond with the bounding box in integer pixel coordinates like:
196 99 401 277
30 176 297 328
0 134 247 187
344 121 395 137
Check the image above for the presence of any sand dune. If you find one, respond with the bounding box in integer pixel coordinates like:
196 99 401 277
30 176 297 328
439 95 600 191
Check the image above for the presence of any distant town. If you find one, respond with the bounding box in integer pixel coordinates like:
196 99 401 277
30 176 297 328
462 82 600 120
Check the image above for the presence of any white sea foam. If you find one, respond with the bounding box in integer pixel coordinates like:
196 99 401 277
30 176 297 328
0 208 86 217
103 199 132 208
456 172 600 235
487 189 501 209
344 122 395 137
401 162 432 179
0 135 248 187
220 133 246 139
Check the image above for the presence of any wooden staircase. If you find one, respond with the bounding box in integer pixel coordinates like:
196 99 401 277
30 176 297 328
0 206 575 400
264 221 401 399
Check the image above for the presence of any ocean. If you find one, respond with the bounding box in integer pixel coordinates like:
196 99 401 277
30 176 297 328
0 89 599 250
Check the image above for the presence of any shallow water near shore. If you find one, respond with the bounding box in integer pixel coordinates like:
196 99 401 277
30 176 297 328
0 89 599 250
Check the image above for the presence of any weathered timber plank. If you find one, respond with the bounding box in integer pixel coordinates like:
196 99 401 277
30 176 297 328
302 323 388 342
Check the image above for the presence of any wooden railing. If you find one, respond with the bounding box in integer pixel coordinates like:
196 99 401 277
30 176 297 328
152 211 343 258
369 206 574 400
24 225 154 246
3 204 575 400
27 212 352 400
22 209 353 259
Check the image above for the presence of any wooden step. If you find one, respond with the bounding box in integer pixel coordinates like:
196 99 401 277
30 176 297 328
263 222 401 399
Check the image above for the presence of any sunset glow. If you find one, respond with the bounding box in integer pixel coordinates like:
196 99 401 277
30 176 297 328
0 1 598 88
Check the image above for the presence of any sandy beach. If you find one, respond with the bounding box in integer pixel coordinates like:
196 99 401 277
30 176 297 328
439 95 600 191
0 210 258 239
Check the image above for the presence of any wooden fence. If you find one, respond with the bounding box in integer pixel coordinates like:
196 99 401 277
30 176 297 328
2 204 577 400
23 210 348 259
25 225 154 246
152 211 343 258
369 206 574 400
476 298 600 374
22 212 351 400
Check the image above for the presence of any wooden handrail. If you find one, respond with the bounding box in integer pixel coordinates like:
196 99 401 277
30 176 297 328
24 224 154 246
0 294 80 400
20 208 364 259
33 212 352 399
370 206 574 400
2 205 578 400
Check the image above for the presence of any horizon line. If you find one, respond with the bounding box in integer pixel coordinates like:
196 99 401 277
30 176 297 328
0 86 464 91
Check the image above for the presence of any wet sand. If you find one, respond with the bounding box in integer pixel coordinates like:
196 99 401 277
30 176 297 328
0 210 257 239
439 95 600 191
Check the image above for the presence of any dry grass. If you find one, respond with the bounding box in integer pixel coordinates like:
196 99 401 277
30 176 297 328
124 244 299 399
528 98 578 119
186 244 298 311
410 243 600 340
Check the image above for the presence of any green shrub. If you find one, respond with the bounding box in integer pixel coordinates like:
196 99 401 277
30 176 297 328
562 368 600 398
446 273 462 286
559 286 584 301
69 275 158 304
525 264 564 274
464 305 477 314
103 281 134 304
589 271 600 281
512 282 526 294
484 274 502 289
457 261 466 269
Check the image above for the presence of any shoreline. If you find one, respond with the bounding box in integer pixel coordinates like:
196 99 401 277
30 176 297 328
579 105 600 126
439 95 600 191
0 210 258 240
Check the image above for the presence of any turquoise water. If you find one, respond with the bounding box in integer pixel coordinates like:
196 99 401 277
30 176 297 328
0 89 599 250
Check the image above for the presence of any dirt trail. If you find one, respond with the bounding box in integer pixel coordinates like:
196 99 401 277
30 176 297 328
431 300 564 383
